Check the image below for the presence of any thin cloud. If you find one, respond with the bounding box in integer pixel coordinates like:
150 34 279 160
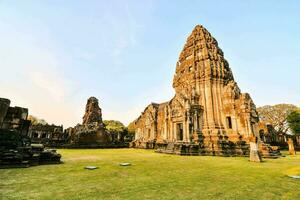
29 71 66 102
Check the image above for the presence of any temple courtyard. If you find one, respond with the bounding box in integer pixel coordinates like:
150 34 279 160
1 149 299 200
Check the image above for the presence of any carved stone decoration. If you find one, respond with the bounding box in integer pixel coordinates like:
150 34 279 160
130 25 280 157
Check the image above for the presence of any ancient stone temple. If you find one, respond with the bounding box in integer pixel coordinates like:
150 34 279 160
0 98 61 168
131 25 279 157
66 97 111 147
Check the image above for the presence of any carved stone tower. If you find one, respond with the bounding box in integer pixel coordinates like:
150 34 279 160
173 25 259 141
131 25 276 156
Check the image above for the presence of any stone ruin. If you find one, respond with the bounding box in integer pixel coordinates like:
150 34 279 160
28 124 67 147
130 25 281 158
1 96 130 152
0 98 31 136
65 97 111 147
82 97 103 125
258 121 300 149
0 98 61 168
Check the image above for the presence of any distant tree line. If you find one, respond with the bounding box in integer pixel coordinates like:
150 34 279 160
103 120 135 141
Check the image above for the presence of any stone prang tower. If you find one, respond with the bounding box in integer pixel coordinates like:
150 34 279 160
131 25 279 157
82 97 103 126
172 25 259 141
67 96 109 146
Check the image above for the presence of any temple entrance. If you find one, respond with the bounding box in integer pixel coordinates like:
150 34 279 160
176 123 183 141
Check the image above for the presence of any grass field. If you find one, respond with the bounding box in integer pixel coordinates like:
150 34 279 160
1 149 299 200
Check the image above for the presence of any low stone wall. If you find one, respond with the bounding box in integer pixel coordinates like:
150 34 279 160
129 140 155 149
61 143 129 149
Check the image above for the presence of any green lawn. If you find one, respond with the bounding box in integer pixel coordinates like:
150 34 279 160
1 149 299 200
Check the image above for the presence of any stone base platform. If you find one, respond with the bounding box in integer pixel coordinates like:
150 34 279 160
131 139 281 158
129 140 156 149
155 141 250 157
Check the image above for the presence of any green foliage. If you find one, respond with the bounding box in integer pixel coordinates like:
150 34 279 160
1 149 300 200
127 121 136 135
257 104 298 134
103 120 126 134
28 115 48 125
287 110 300 135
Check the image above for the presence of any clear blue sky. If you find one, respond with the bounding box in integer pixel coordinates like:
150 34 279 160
0 0 299 127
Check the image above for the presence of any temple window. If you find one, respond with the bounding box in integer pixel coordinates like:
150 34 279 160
226 116 232 129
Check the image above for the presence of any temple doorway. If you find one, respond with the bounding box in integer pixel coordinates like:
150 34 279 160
176 123 183 141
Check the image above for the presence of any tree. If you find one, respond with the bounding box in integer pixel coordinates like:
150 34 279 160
257 104 298 135
287 110 300 135
103 120 127 142
103 120 126 134
27 115 48 125
127 121 136 135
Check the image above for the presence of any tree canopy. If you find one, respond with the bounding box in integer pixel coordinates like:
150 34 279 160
287 110 300 135
103 120 126 134
28 115 48 126
257 104 298 135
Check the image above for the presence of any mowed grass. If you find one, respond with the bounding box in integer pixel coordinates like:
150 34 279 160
1 149 299 200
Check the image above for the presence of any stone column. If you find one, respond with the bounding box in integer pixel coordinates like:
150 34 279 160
194 111 198 130
204 80 216 129
287 138 296 155
170 122 174 141
186 113 190 142
164 120 167 140
249 136 262 162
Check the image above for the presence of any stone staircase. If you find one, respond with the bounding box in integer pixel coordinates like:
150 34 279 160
259 142 281 158
164 142 175 154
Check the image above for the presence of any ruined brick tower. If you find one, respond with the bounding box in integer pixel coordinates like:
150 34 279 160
82 97 103 125
130 25 277 156
67 96 109 146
